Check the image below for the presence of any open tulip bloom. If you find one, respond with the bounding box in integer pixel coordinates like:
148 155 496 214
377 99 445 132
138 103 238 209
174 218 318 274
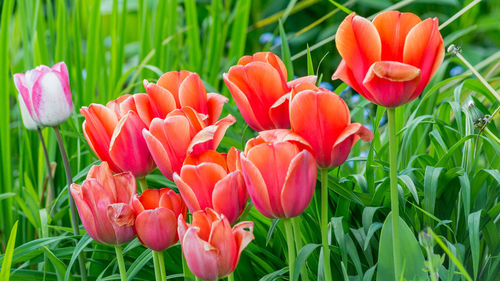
332 11 444 108
13 62 73 128
223 52 316 131
174 149 248 224
70 162 136 245
178 208 254 281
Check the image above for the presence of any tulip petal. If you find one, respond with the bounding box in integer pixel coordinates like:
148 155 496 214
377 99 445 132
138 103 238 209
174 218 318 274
329 123 374 168
179 73 208 114
335 13 381 83
223 70 264 131
403 18 444 98
157 70 192 107
70 184 100 243
206 93 228 125
174 172 202 213
109 111 155 176
232 221 254 269
13 73 37 122
268 94 290 129
188 115 236 155
332 60 379 103
212 171 247 224
31 71 72 126
131 94 157 127
290 89 350 167
208 217 238 277
239 154 274 218
281 150 317 218
112 171 137 204
184 150 227 169
373 11 421 61
226 147 241 172
143 80 177 117
135 208 178 251
181 227 219 281
87 162 118 201
362 61 421 107
287 75 317 88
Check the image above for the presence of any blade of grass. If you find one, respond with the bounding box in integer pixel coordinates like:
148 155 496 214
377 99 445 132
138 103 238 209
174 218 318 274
0 221 18 281
227 0 251 62
184 0 202 72
278 20 293 80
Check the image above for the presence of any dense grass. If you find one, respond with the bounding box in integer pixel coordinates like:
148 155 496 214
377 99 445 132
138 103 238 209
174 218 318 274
1 0 500 280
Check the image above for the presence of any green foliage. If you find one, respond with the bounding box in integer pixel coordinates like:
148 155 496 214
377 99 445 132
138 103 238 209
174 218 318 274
1 0 500 280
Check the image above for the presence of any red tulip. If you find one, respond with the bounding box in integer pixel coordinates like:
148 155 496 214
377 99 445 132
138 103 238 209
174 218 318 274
178 208 254 281
174 149 248 224
144 71 228 125
143 107 236 180
70 162 136 245
240 130 317 218
223 52 316 131
81 99 156 177
290 82 373 168
332 11 444 107
131 188 187 251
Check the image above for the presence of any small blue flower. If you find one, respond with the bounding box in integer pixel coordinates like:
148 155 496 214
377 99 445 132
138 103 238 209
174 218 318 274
339 86 351 98
364 123 373 131
379 116 387 126
363 108 370 119
350 94 360 104
273 36 282 47
359 151 368 158
450 65 464 77
259 32 274 45
319 81 333 91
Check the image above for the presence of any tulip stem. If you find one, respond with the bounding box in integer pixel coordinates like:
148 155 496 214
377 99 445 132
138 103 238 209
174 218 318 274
320 168 332 281
138 177 148 193
37 128 54 210
114 245 128 281
153 251 161 281
292 216 309 281
53 126 88 281
227 273 235 281
283 218 295 281
158 251 167 281
387 108 401 281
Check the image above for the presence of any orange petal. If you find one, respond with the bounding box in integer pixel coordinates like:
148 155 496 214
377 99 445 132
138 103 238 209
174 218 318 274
181 227 219 281
208 217 237 277
239 155 274 218
403 17 444 97
281 150 316 218
188 115 236 155
135 208 178 251
327 123 374 168
226 147 241 172
268 94 291 129
287 75 317 89
212 171 247 224
335 13 381 82
144 80 177 117
184 150 228 169
157 70 191 106
174 172 202 212
373 11 421 61
206 93 228 125
362 61 421 107
232 221 254 269
132 94 156 127
179 73 208 114
331 60 376 103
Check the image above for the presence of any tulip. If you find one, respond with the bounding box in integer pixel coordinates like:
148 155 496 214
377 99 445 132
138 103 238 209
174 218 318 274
13 62 73 127
70 162 136 245
332 11 444 108
223 52 316 131
131 188 187 251
239 130 317 218
81 97 156 177
143 107 236 180
289 82 374 168
178 208 254 281
174 149 248 224
143 70 228 125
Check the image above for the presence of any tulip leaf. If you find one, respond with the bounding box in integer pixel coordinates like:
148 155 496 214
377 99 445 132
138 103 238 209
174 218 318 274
0 221 18 281
292 243 320 281
42 246 74 281
64 234 92 281
259 267 288 281
278 20 294 81
376 214 426 281
468 210 481 279
266 219 280 246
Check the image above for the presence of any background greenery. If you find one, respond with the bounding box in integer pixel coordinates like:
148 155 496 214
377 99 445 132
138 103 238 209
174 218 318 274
1 0 500 280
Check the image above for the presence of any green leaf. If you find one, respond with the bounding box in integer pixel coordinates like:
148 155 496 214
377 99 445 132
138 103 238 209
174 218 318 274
376 214 426 281
64 234 92 281
266 219 280 246
278 20 294 80
0 221 18 281
468 210 481 279
423 166 443 226
42 246 74 281
292 244 320 281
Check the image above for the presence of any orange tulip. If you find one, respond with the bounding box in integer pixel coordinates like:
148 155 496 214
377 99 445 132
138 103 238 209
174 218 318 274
144 70 228 125
70 162 136 245
240 130 317 218
174 149 248 224
81 96 157 177
290 82 374 168
131 188 187 251
223 52 316 131
178 208 254 281
332 11 444 107
143 107 236 180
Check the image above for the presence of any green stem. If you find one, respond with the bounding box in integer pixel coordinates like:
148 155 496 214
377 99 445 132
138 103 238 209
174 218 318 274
37 128 54 210
283 218 295 281
53 126 87 281
114 245 128 281
158 251 167 281
138 177 148 193
320 168 332 281
292 217 309 281
387 108 401 281
227 272 235 281
153 251 161 281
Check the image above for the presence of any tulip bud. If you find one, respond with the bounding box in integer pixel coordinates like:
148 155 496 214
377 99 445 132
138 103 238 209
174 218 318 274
13 62 73 127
